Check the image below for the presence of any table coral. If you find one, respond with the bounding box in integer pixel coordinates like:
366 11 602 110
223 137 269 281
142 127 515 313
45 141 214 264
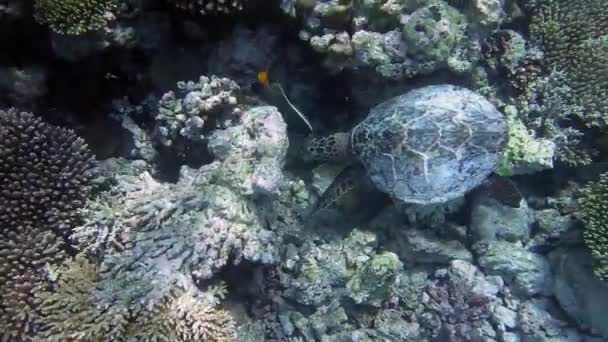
33 0 118 35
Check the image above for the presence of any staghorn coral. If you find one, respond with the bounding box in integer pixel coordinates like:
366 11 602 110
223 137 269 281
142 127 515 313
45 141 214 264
36 257 236 341
529 0 608 128
33 0 118 35
36 257 129 341
0 109 95 339
131 287 236 341
579 173 608 281
168 0 245 15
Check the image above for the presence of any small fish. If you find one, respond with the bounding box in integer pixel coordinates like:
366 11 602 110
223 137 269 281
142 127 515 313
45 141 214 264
257 70 271 87
256 69 314 134
104 73 119 80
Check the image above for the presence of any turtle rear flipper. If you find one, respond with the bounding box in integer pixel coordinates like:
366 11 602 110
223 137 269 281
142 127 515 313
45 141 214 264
306 165 391 226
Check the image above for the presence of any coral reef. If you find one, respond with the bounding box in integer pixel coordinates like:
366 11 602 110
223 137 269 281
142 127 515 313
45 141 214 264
154 75 242 147
281 0 512 108
346 252 402 307
33 0 118 35
513 69 594 166
529 0 608 128
579 173 608 281
478 27 594 167
2 1 608 340
0 109 95 340
36 103 290 340
69 104 288 317
496 106 556 176
36 257 236 341
44 0 172 61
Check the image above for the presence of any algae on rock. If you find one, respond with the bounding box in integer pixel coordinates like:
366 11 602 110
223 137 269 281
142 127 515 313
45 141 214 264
346 252 402 307
496 106 556 176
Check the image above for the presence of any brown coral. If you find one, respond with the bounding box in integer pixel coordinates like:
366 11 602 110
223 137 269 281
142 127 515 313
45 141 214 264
37 256 237 341
0 109 95 339
132 289 237 341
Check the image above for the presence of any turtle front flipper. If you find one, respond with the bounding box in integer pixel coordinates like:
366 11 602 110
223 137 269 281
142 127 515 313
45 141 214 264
307 164 391 226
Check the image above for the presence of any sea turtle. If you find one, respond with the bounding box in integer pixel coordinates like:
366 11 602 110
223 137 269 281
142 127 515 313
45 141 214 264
300 84 510 219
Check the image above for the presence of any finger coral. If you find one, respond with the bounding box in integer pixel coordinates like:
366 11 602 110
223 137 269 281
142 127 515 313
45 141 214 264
579 173 608 281
0 109 95 339
33 0 118 35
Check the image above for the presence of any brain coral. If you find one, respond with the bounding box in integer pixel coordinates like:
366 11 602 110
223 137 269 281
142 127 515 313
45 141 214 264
0 109 95 339
33 0 118 35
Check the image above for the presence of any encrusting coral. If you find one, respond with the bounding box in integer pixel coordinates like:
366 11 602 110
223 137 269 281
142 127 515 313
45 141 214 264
33 0 118 35
0 109 95 340
579 173 608 281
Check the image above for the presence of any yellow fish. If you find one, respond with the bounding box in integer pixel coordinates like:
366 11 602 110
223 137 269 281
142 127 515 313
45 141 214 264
257 70 271 87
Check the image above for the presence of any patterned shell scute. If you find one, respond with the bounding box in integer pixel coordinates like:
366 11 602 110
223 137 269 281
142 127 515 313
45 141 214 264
351 84 506 204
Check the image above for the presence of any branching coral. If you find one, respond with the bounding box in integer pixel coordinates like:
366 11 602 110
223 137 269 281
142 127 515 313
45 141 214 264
512 70 594 166
529 0 608 128
0 109 95 339
36 257 236 341
33 0 118 35
154 75 242 147
69 105 286 315
579 173 608 281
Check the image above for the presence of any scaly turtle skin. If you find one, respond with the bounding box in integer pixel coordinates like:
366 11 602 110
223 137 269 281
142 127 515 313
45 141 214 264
306 84 507 215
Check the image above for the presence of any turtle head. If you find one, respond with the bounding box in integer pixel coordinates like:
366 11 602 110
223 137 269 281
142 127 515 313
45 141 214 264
302 132 352 162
